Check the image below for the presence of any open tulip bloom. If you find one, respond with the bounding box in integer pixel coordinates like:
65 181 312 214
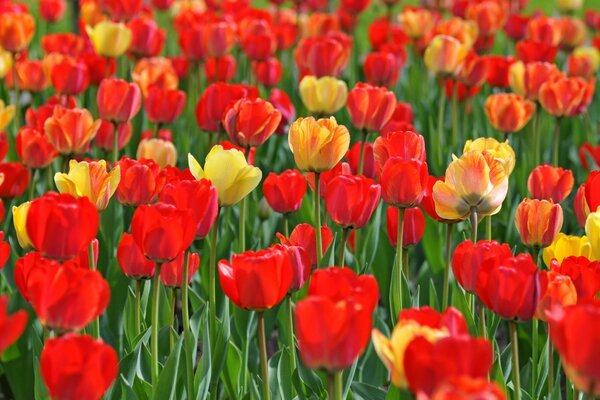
3 1 600 400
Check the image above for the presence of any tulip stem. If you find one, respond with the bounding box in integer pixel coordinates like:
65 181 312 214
134 279 142 336
437 86 447 167
151 262 163 397
357 129 368 175
533 107 541 168
112 121 119 163
314 173 323 266
258 312 271 400
395 207 405 312
239 196 247 252
169 288 176 351
532 317 538 395
509 321 521 400
283 214 290 237
181 251 195 400
338 228 349 266
548 344 554 394
442 223 453 310
12 60 20 130
327 372 343 400
88 241 100 339
28 169 37 200
209 211 220 343
286 295 297 392
451 82 459 149
469 209 478 242
479 303 487 339
553 118 561 166
486 216 492 240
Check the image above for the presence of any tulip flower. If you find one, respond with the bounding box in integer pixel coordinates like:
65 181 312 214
24 261 110 332
117 233 156 279
539 76 595 118
277 223 334 267
380 158 428 208
463 137 516 175
516 39 558 63
299 76 348 116
12 202 31 250
585 171 600 213
543 233 595 267
127 17 166 59
188 145 262 207
44 106 101 155
263 170 307 215
161 252 200 288
484 93 535 135
551 256 600 301
399 7 436 40
424 35 469 78
41 334 118 400
86 20 132 58
527 165 574 203
0 162 29 199
222 98 282 148
430 376 506 400
195 83 258 134
0 295 27 355
50 57 90 96
536 270 577 321
131 57 179 96
39 0 66 22
452 240 513 293
386 207 425 248
16 127 58 169
55 160 121 211
114 157 165 206
144 87 186 125
346 83 397 134
373 130 427 169
578 142 600 169
515 199 563 248
372 306 467 388
97 78 142 123
0 12 35 53
206 56 237 83
294 33 351 78
346 142 377 180
508 61 562 101
433 151 509 221
575 184 591 228
137 137 177 168
324 174 381 230
363 51 399 88
252 58 282 88
527 17 562 46
586 211 600 261
0 100 14 132
26 192 99 260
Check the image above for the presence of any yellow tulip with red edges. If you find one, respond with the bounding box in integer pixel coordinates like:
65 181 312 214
463 138 516 175
424 35 469 78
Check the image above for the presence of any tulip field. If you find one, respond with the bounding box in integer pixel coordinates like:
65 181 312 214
3 0 600 399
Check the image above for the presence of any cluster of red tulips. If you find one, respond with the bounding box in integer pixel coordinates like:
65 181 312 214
0 0 599 399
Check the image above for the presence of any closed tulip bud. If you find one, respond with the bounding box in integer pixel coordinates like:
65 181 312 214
26 192 99 260
219 246 293 310
16 127 58 169
536 270 577 321
373 130 427 170
528 165 574 203
11 60 49 92
515 199 563 248
205 56 237 83
97 78 142 123
115 157 164 206
543 233 595 268
586 171 600 213
574 184 590 228
277 223 334 267
372 306 467 388
325 174 381 229
465 0 507 37
239 20 277 62
386 207 425 248
452 240 513 293
222 98 282 148
559 18 587 51
433 151 509 221
188 145 262 206
463 137 516 175
294 33 351 78
346 83 397 133
161 252 200 288
509 61 562 101
0 162 30 198
55 160 120 211
424 35 469 78
40 0 66 22
527 17 562 46
586 211 600 261
0 295 27 355
117 233 156 279
381 158 428 208
399 7 436 40
539 76 595 118
252 58 282 88
137 138 177 168
95 120 132 152
44 106 101 155
127 17 166 59
131 202 197 263
195 83 258 133
263 170 307 214
299 76 348 116
0 12 35 53
82 53 116 84
87 20 132 58
346 141 377 179
12 201 32 250
288 117 350 173
41 335 118 400
132 57 179 97
144 87 186 125
484 93 535 134
50 57 89 96
363 51 399 88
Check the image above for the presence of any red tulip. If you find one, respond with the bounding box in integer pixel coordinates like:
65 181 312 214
528 164 574 203
159 178 219 239
95 120 132 152
431 376 507 400
452 240 513 294
476 253 538 321
404 335 494 398
144 87 186 125
117 233 156 279
373 130 427 169
277 223 333 267
152 0 174 10
504 13 530 41
263 170 307 214
363 51 399 88
114 157 164 206
81 53 116 85
161 252 200 288
346 141 377 180
539 76 596 118
10 60 49 92
41 334 118 400
369 16 409 51
195 83 258 133
271 244 311 292
380 158 428 208
324 174 381 229
551 256 600 301
585 171 600 213
50 57 89 96
294 32 352 78
346 83 397 133
252 58 282 88
97 78 142 123
27 193 98 260
516 39 557 63
0 295 27 355
482 55 515 88
222 97 282 148
128 17 165 59
205 56 237 83
240 19 277 61
536 270 577 321
39 0 66 22
218 245 292 310
25 261 110 332
548 301 600 395
0 162 30 198
100 0 143 20
0 132 8 162
386 207 425 248
131 202 197 263
269 89 295 135
16 127 58 169
527 16 561 46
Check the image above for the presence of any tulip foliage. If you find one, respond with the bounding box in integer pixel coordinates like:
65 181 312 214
1 1 600 400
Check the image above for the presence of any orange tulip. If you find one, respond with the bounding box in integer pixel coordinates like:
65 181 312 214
528 164 574 203
559 17 587 51
0 12 35 53
222 98 282 148
508 61 562 101
515 198 563 248
13 60 50 92
484 93 535 134
424 35 469 78
527 16 562 46
535 270 577 321
346 83 397 133
136 138 177 168
539 76 595 117
433 17 479 47
398 7 436 40
131 57 178 97
44 106 101 155
466 0 508 37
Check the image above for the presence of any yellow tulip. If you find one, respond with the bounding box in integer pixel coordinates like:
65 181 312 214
288 116 350 173
86 21 132 58
432 151 509 221
188 145 262 207
398 8 435 40
0 49 12 79
585 211 600 260
424 34 469 78
543 233 595 267
54 160 121 211
299 75 348 116
573 46 600 71
557 0 583 12
12 201 32 249
0 99 15 132
136 138 177 168
372 321 448 388
463 137 516 175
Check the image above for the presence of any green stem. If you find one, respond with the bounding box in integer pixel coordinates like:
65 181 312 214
479 303 487 339
283 214 289 238
151 263 163 397
28 169 37 200
553 118 561 166
442 224 453 309
403 246 410 282
314 173 323 266
486 216 492 240
548 344 554 394
169 288 176 352
470 209 478 242
239 196 247 252
112 121 119 163
357 129 368 175
286 295 297 396
510 321 521 400
338 228 349 266
437 86 447 161
12 60 20 131
395 207 405 312
334 372 343 400
209 211 220 343
181 251 195 400
533 106 541 168
532 317 538 396
258 312 271 400
89 241 100 339
134 279 142 336
451 81 459 149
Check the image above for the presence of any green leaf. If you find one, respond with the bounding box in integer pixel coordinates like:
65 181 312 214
277 348 293 400
319 234 336 268
221 341 243 399
154 335 183 400
351 382 387 400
